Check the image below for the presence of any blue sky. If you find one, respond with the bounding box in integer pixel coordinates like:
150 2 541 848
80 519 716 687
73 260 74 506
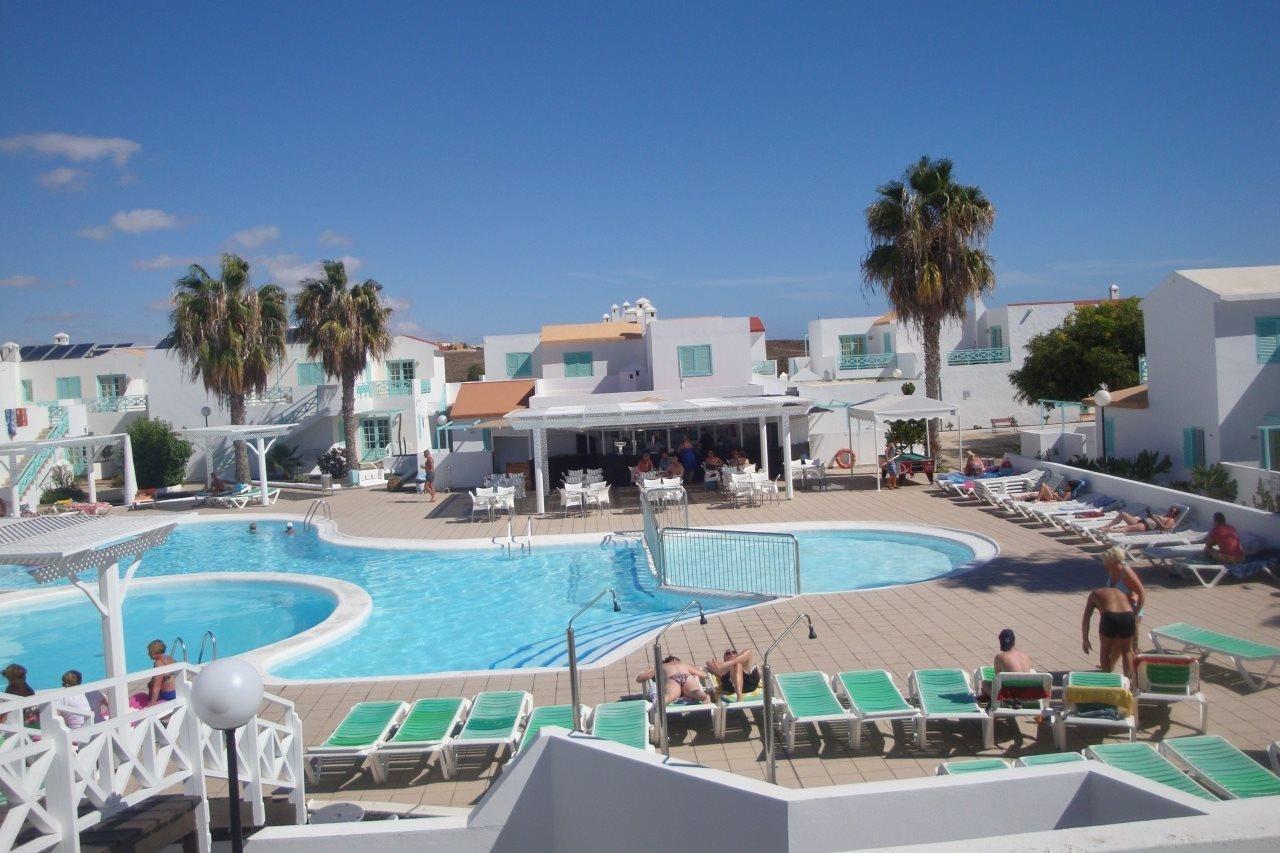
2 2 1278 344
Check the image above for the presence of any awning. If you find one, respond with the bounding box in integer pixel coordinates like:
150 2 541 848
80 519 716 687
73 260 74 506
846 393 960 424
540 322 644 344
451 379 536 420
506 395 813 431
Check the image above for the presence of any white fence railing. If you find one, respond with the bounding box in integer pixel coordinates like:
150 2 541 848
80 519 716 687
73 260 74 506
0 662 305 852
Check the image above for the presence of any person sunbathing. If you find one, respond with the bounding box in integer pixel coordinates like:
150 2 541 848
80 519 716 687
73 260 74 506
1203 512 1245 564
635 656 709 704
1098 505 1180 535
704 648 762 702
1017 479 1080 503
963 451 986 477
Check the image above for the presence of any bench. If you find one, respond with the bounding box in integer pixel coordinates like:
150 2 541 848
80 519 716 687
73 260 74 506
990 417 1016 432
80 794 201 853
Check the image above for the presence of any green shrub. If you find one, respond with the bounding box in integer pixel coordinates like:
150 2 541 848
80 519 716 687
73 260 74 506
127 417 194 489
1170 463 1238 503
1066 450 1171 484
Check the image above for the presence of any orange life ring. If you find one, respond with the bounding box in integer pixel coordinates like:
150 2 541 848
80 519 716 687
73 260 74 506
831 448 855 469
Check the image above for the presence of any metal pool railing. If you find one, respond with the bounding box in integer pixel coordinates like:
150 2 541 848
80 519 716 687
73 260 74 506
658 527 801 597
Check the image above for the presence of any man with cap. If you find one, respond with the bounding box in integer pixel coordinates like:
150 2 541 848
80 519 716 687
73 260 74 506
994 628 1032 674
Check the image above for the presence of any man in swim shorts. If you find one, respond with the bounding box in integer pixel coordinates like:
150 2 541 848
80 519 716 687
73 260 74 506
704 648 762 703
1082 586 1139 679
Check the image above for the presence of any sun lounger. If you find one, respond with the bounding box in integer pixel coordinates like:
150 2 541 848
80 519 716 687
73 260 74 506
644 675 718 732
1160 735 1280 800
1014 752 1087 767
711 685 777 739
1085 743 1217 800
1106 528 1206 553
518 704 584 754
370 696 469 782
1052 671 1135 751
907 668 993 750
446 690 533 770
1174 556 1276 588
1058 507 1144 536
986 671 1053 741
1024 494 1117 524
935 758 1010 775
1149 623 1280 691
1133 654 1207 732
207 484 254 508
769 671 859 751
590 700 654 752
832 670 923 750
305 700 407 783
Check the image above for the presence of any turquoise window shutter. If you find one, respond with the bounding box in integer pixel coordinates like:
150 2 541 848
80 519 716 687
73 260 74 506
1182 428 1194 467
990 327 1004 349
55 376 81 400
1257 317 1280 364
298 363 324 385
1103 418 1115 457
677 345 713 377
506 352 532 378
883 332 893 353
21 379 33 402
564 351 593 377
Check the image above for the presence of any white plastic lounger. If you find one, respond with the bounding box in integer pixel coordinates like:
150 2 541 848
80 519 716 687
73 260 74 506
1133 653 1207 732
773 671 860 751
986 671 1053 741
936 758 1011 775
832 670 923 750
1053 672 1136 750
370 696 470 782
590 700 655 752
305 700 408 783
1025 495 1117 524
1106 528 1205 552
1150 623 1280 691
1174 557 1276 588
446 690 533 770
908 669 993 750
644 675 718 733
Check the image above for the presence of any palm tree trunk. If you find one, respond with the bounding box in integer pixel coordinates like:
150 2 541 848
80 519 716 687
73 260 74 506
342 373 359 472
922 315 943 461
229 393 251 482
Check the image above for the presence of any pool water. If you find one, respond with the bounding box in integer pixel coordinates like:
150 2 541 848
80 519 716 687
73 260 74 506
0 580 335 690
1 522 978 681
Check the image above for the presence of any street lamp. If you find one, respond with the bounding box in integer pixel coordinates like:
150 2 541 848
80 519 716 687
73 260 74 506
565 588 621 732
652 600 708 756
1094 384 1112 459
191 658 265 853
761 613 817 784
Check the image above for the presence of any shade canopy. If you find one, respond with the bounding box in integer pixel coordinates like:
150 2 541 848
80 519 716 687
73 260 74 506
506 395 813 431
846 393 960 424
181 423 299 505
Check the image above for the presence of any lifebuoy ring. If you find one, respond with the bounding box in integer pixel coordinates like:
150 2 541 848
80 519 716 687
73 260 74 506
831 448 855 469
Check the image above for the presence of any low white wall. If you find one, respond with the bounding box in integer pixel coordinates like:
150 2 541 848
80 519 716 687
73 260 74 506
1222 461 1280 512
1019 426 1088 461
433 448 494 490
1008 454 1279 544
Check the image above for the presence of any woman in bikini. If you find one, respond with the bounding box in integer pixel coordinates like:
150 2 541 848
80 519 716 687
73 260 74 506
1098 505 1181 535
634 656 710 704
145 640 177 704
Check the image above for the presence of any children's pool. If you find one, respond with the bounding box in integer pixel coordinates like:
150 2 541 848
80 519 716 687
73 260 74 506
0 521 988 681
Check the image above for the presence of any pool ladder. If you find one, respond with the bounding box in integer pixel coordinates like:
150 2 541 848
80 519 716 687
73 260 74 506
493 517 532 554
170 630 219 664
303 498 332 529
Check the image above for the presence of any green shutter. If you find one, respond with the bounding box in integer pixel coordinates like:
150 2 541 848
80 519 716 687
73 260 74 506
564 351 593 378
883 332 893 353
20 379 33 403
1182 427 1205 468
55 376 81 400
677 345 713 378
298 363 324 385
990 327 1004 349
1257 317 1280 364
506 352 532 378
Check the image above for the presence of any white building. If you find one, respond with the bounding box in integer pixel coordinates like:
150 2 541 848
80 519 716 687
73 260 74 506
1103 266 1280 504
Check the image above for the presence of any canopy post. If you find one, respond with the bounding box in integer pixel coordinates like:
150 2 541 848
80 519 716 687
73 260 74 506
121 434 137 507
875 416 881 492
204 437 213 489
5 453 18 517
253 436 270 506
925 419 932 459
780 415 793 500
98 560 130 714
86 446 97 504
758 415 770 480
956 406 964 468
533 427 548 515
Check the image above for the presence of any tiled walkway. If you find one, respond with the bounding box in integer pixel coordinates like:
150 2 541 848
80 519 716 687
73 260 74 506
192 476 1280 808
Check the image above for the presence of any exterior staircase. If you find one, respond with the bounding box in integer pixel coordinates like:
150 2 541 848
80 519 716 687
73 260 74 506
11 406 70 509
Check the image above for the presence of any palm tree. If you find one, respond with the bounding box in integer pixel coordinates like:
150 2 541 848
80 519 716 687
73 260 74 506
170 254 289 482
293 259 393 472
862 156 996 458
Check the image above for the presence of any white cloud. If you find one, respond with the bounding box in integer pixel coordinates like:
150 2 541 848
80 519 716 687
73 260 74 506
38 167 89 190
259 254 363 288
386 296 412 312
0 132 140 167
0 274 38 288
392 319 423 336
229 224 279 250
79 208 181 240
318 229 352 247
133 254 210 271
77 224 112 240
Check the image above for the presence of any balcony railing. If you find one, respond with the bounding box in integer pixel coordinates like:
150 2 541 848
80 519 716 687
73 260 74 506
947 347 1010 366
752 359 777 376
839 352 897 371
246 388 293 406
419 378 432 394
1138 355 1148 383
87 394 148 413
356 379 414 398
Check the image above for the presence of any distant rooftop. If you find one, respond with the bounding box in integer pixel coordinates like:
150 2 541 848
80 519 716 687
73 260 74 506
540 321 645 344
1175 265 1280 300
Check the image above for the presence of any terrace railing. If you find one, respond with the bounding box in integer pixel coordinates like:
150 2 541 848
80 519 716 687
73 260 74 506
752 359 777 376
947 346 1010 366
246 387 293 406
839 352 896 371
1138 355 1149 383
88 394 149 413
659 527 801 597
356 379 414 398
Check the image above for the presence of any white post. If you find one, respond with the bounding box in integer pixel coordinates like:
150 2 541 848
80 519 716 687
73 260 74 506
780 415 793 499
256 436 269 507
846 410 854 488
956 406 964 469
86 444 97 504
178 670 214 853
875 417 881 492
40 704 79 853
925 419 932 458
758 415 770 480
533 428 548 516
121 434 137 507
5 453 17 516
99 561 130 714
203 437 213 490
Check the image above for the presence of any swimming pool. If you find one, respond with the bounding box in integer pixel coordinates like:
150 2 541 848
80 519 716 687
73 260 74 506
0 520 992 681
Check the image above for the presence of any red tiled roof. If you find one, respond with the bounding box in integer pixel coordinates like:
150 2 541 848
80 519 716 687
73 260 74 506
749 316 766 333
450 379 536 419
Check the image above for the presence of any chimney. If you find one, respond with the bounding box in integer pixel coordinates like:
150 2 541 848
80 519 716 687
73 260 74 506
53 332 70 345
1109 284 1120 301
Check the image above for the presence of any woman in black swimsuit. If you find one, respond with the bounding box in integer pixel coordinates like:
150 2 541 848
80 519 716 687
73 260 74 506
704 649 762 702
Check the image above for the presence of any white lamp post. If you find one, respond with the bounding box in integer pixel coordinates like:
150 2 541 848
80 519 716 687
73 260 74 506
1093 385 1112 459
191 659 265 853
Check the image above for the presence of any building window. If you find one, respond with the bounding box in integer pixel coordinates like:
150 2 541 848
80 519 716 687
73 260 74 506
838 335 867 358
1182 427 1206 469
563 351 594 378
297 362 325 386
55 376 82 400
1262 425 1280 472
360 417 391 459
677 344 713 378
990 326 1004 350
387 360 415 384
882 332 893 354
506 352 533 378
1257 316 1280 364
97 374 126 399
20 379 33 403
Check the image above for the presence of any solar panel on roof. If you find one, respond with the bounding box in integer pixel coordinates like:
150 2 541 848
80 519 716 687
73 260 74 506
67 343 93 359
20 345 50 360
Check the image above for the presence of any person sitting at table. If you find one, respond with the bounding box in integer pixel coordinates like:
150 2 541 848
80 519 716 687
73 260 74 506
635 454 654 474
665 456 685 480
704 449 724 469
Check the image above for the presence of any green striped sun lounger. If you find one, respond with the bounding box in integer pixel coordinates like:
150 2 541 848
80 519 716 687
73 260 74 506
1053 671 1136 751
936 758 1011 776
832 670 922 750
1014 752 1087 767
305 700 407 784
1085 743 1217 801
908 669 993 750
1149 623 1280 691
591 700 654 752
773 671 858 752
447 691 533 770
519 704 581 754
371 697 469 782
1160 735 1280 800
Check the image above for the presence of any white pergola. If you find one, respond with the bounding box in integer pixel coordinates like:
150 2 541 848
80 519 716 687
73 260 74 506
0 514 178 712
180 424 298 507
844 393 963 491
506 396 815 514
1 431 138 517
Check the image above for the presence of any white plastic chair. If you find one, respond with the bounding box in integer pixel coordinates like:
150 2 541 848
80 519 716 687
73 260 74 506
586 482 611 512
560 485 586 517
470 490 494 522
494 486 517 518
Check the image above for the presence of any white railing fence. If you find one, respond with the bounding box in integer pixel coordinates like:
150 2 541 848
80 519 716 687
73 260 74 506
0 662 305 852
